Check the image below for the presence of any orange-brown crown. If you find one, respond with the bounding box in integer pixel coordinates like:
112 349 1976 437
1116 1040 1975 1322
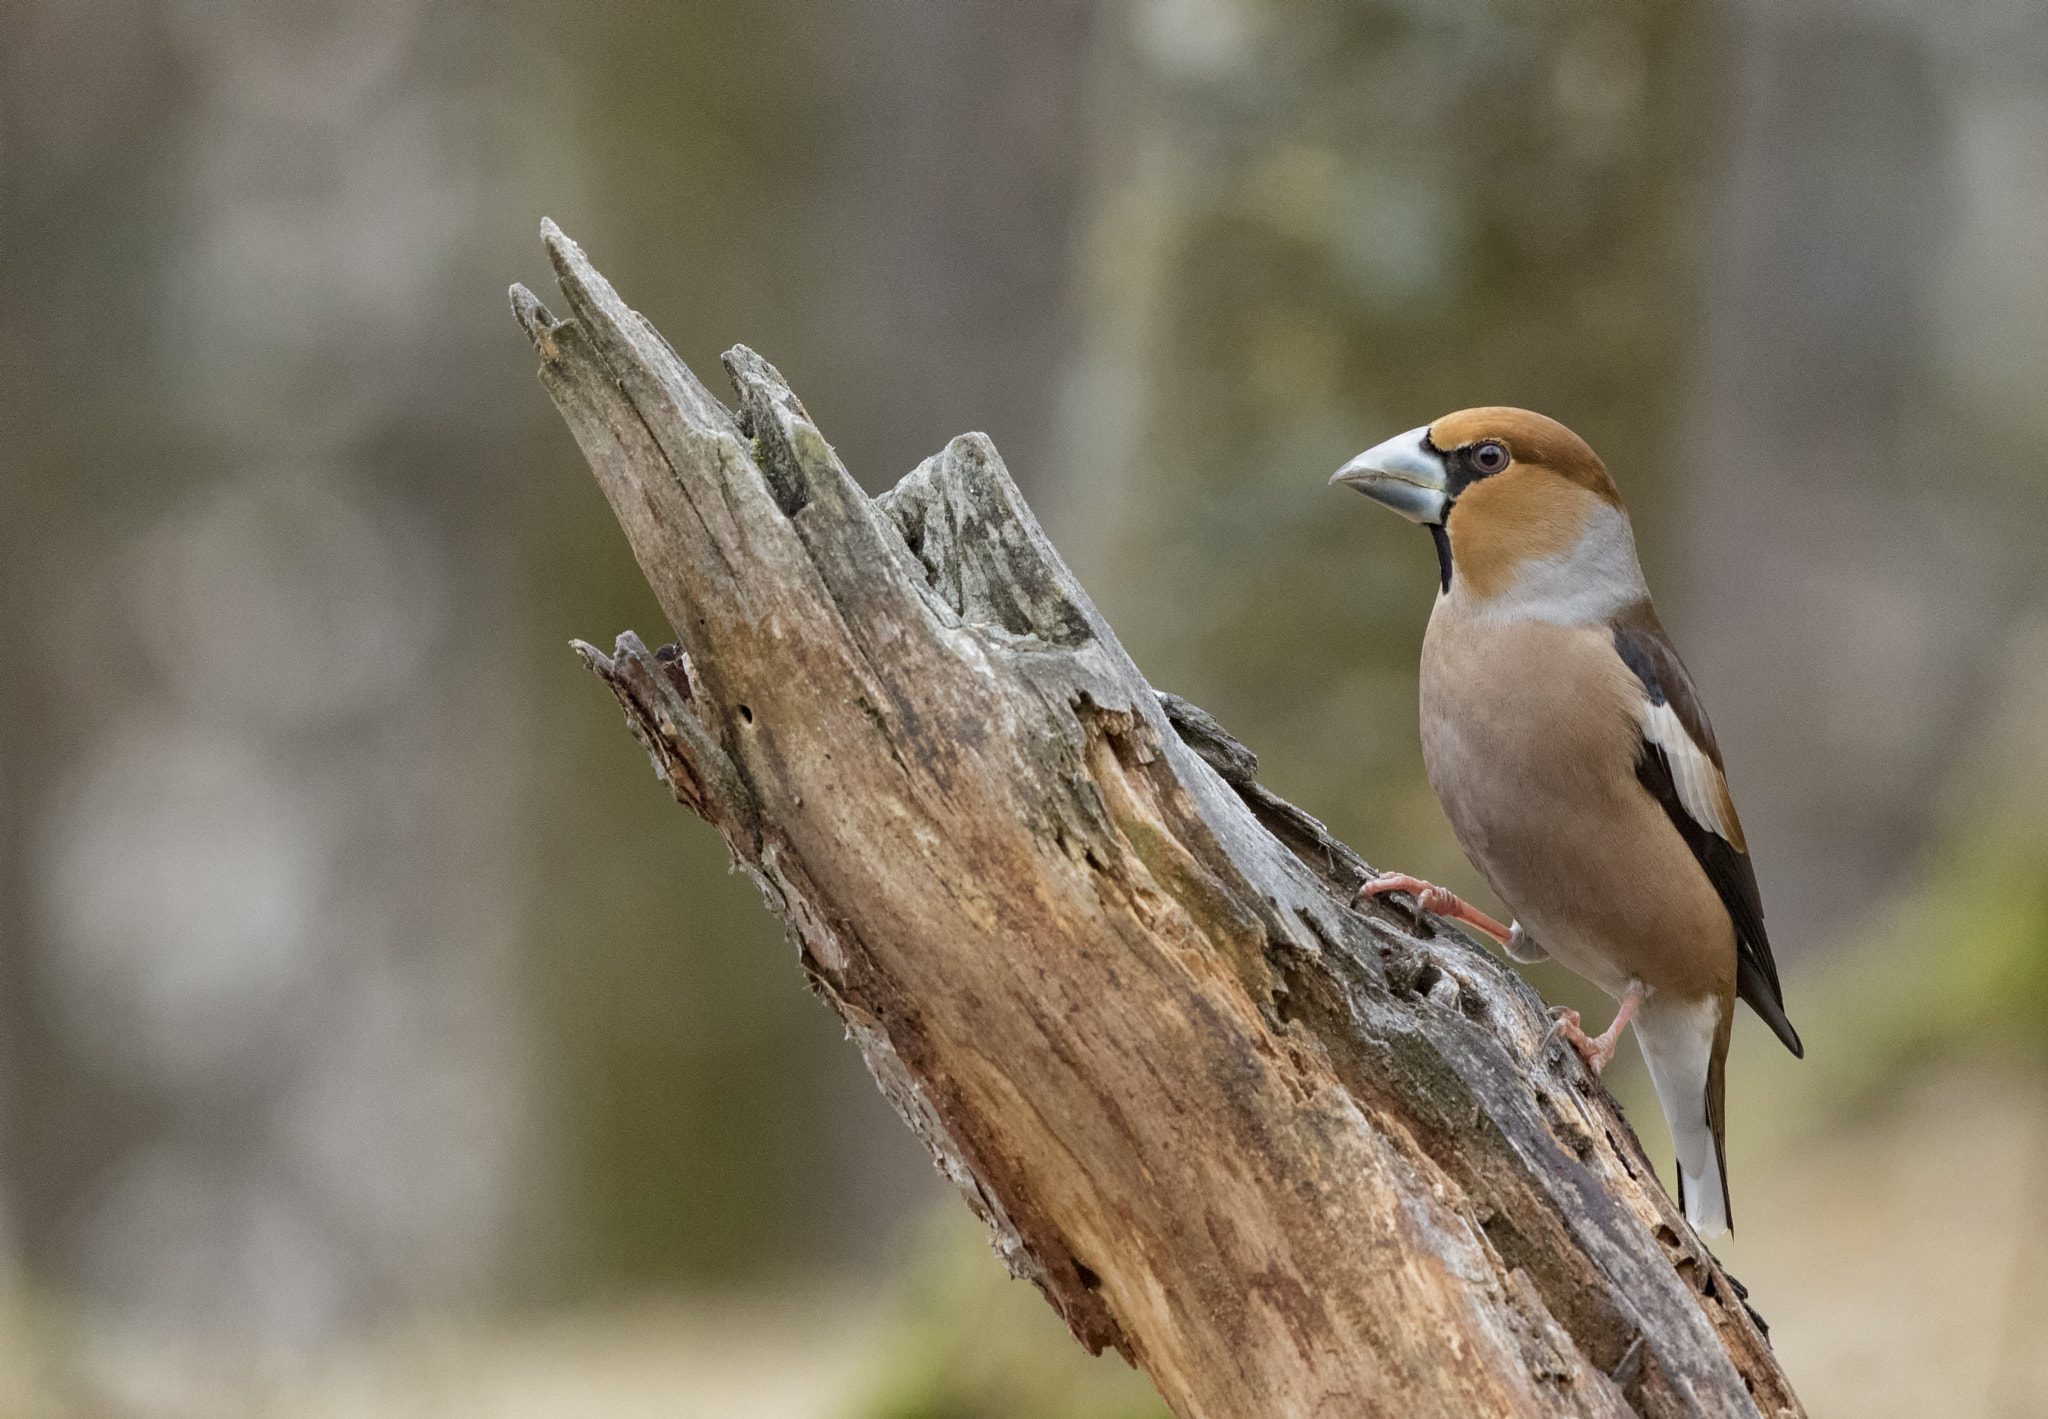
1427 407 1621 507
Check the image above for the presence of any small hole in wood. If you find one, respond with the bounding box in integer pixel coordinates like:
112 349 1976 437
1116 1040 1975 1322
739 705 754 723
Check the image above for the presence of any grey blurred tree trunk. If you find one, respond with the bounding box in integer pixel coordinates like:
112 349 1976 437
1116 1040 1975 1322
1676 0 2048 949
516 225 1801 1419
0 0 547 1346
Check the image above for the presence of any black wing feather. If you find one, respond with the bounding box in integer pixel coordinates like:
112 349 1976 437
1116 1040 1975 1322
1615 618 1803 1059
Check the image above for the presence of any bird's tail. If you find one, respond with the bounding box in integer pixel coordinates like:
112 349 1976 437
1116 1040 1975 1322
1633 992 1732 1238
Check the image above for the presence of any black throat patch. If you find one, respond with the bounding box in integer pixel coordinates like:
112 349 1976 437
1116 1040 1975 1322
1424 429 1502 595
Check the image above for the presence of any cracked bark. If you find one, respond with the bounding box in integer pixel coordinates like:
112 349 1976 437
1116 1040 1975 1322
511 222 1803 1419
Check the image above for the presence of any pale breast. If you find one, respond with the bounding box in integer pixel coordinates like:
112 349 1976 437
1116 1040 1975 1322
1419 609 1735 1001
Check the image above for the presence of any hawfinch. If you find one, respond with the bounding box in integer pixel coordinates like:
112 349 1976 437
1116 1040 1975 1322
1331 408 1801 1238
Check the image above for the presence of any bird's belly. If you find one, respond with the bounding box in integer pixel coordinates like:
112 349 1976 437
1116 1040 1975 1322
1420 618 1734 1002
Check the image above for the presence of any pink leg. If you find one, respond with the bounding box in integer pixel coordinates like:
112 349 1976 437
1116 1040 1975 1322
1546 979 1647 1075
1354 872 1512 946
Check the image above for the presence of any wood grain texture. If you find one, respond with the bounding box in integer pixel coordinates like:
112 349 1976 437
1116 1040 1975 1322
511 223 1803 1419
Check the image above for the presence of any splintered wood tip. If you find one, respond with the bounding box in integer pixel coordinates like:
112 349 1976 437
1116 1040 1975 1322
509 284 561 358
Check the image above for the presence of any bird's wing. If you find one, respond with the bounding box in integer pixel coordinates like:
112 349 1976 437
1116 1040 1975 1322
1611 607 1802 1058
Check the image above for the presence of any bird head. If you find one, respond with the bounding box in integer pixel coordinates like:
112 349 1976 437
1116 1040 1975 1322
1331 407 1634 610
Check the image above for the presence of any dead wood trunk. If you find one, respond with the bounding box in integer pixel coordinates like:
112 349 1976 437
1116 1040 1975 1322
510 222 1802 1419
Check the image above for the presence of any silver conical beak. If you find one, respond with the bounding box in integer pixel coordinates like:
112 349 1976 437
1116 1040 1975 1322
1330 425 1448 524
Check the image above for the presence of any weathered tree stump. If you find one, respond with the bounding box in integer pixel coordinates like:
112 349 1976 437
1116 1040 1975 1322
511 221 1801 1419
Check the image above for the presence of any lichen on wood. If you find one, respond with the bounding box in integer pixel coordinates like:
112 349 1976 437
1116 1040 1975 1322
512 221 1802 1419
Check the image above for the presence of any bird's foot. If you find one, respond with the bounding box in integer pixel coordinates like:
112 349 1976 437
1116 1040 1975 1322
1545 1008 1612 1074
1353 872 1513 946
1542 980 1647 1076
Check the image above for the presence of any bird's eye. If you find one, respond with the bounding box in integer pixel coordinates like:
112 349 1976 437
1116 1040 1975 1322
1472 441 1509 474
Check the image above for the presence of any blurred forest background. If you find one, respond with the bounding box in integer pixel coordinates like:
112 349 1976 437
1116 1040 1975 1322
4 0 2048 1415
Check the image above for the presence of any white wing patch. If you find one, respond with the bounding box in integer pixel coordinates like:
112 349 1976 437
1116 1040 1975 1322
1641 700 1737 843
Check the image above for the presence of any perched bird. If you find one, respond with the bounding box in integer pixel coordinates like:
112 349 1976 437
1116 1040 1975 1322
1330 408 1801 1238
